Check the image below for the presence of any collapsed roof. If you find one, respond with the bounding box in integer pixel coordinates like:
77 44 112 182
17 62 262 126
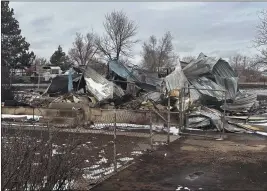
108 60 163 92
182 53 239 101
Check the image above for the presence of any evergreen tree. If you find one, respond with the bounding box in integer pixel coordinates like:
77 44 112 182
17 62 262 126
50 45 65 65
1 1 35 101
1 1 35 68
50 45 72 71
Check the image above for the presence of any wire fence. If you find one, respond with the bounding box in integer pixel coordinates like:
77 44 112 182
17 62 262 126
1 106 181 190
1 80 232 190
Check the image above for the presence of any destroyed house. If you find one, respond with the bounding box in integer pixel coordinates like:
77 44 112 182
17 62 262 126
44 73 85 96
44 65 125 102
81 64 124 101
107 59 163 92
131 68 163 92
183 53 238 101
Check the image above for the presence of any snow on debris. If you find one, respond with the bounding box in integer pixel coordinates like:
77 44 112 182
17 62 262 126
118 157 134 162
52 149 65 156
84 77 113 101
1 114 43 121
131 151 143 156
83 174 102 180
256 131 267 136
96 157 108 164
87 165 100 170
176 185 191 191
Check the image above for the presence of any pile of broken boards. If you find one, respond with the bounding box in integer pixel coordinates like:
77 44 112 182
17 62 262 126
7 91 53 107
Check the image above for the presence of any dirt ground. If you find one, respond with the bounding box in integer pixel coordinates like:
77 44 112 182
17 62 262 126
92 133 267 191
2 128 153 189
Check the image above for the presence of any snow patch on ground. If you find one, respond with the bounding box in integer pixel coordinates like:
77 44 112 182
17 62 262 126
170 127 179 135
83 163 122 180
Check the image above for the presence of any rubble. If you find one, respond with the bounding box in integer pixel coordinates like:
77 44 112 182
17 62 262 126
5 52 266 137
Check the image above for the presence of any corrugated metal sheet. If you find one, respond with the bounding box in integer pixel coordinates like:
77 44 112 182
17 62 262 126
189 85 201 102
108 60 139 81
183 53 239 101
190 77 225 101
183 53 238 78
109 60 163 91
189 106 222 131
212 59 238 78
212 59 238 99
163 63 188 91
221 93 257 112
132 69 163 88
215 76 238 100
183 53 220 78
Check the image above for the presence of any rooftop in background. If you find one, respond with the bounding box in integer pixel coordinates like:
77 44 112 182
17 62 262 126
42 66 62 70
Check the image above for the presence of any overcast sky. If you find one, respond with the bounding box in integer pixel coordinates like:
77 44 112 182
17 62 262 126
10 2 267 64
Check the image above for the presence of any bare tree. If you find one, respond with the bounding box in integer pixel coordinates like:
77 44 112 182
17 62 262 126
141 32 179 71
229 54 262 82
229 54 244 73
141 35 157 70
34 57 49 66
181 56 196 63
1 127 87 191
95 10 138 61
69 32 98 66
253 10 267 67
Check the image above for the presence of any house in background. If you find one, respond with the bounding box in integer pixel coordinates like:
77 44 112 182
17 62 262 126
12 68 27 76
41 66 63 82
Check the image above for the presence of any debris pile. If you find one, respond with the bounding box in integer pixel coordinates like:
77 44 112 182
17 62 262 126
6 52 267 136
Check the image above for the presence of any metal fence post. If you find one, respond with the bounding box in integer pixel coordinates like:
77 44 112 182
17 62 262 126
149 110 153 150
113 111 117 172
167 95 170 144
33 107 35 129
179 89 183 132
45 121 52 189
223 91 226 139
181 88 184 131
